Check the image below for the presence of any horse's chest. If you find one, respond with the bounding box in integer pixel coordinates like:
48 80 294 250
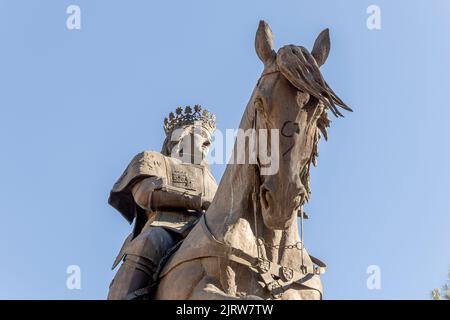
215 258 268 298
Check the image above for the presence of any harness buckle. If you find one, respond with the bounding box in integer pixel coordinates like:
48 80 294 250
281 266 294 281
256 258 271 274
267 280 284 299
300 264 308 275
314 266 324 275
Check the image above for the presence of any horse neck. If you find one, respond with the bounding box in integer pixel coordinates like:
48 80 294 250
205 91 302 266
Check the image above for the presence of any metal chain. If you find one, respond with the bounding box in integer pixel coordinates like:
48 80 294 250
257 237 303 251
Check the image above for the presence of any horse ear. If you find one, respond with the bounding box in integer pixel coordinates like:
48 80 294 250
311 28 330 67
255 20 276 65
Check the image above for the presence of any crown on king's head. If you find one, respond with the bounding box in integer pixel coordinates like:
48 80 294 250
163 105 216 136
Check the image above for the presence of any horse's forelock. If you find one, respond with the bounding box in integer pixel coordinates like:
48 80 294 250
275 45 351 117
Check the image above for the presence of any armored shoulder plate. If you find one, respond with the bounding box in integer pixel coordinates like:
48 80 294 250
108 151 168 223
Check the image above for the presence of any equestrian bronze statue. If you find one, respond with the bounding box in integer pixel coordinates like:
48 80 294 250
108 20 351 300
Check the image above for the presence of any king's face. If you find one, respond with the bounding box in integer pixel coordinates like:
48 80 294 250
171 126 212 165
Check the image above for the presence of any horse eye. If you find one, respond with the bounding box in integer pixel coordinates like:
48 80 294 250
281 121 300 137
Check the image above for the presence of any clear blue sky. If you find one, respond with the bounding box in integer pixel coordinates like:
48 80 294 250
0 0 448 299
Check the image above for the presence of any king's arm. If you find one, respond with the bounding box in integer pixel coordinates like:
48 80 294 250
131 176 206 212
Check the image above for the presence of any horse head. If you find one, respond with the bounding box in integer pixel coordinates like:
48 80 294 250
253 21 352 230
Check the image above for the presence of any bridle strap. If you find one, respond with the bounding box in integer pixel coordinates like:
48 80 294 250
252 103 262 261
259 69 280 79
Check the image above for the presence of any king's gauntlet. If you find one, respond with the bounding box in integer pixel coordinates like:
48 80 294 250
131 177 203 212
